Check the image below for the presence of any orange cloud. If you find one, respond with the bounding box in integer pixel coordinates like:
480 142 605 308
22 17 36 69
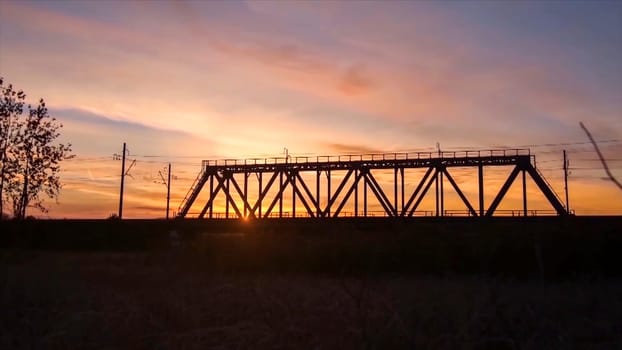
2 1 620 217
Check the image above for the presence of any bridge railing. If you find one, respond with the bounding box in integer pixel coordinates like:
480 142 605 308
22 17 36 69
184 208 562 219
443 209 561 217
184 211 438 219
201 149 531 170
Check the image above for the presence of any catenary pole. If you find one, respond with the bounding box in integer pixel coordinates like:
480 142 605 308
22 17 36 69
563 150 569 213
118 142 126 219
166 163 171 219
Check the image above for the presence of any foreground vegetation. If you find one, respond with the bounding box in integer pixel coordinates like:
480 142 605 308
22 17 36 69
1 251 621 349
1 217 621 348
2 217 621 277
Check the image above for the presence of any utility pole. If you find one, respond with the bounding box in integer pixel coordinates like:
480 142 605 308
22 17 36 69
157 163 172 219
118 142 126 219
167 163 171 220
114 143 136 219
563 150 570 213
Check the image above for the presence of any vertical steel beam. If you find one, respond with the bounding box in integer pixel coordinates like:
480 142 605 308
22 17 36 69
435 168 439 217
363 169 368 216
478 164 484 217
440 167 444 216
279 170 283 218
394 167 398 216
316 169 321 217
522 169 527 216
209 173 214 219
400 167 405 213
326 170 332 217
243 172 248 218
292 171 296 217
354 169 358 217
258 172 262 218
225 176 230 218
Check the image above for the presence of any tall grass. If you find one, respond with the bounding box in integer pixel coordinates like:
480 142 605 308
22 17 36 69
1 251 621 349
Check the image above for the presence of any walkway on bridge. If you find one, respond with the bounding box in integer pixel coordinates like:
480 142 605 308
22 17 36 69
177 149 568 219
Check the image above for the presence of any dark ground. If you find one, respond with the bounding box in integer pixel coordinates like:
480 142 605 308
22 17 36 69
1 217 621 349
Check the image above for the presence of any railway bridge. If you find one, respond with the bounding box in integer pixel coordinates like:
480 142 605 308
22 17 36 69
177 149 568 218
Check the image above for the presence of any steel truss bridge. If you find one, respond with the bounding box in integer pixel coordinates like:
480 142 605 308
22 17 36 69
177 149 568 219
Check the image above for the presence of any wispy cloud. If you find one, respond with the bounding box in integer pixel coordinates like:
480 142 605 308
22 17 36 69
2 0 620 216
324 143 385 155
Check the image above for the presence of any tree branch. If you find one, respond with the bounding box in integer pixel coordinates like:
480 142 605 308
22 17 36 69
579 122 622 191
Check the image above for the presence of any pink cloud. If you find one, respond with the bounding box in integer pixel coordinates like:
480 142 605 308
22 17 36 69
2 1 620 217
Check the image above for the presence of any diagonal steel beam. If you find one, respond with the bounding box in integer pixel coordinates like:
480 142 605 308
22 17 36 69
218 173 243 218
365 171 395 217
486 165 521 216
408 168 439 217
323 169 353 217
296 172 319 212
263 174 292 218
442 168 478 216
178 171 210 217
229 174 253 218
402 167 434 216
199 173 225 218
249 171 280 216
333 170 365 217
525 164 568 215
282 171 315 218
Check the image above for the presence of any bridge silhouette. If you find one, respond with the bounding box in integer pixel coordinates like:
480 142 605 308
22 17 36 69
177 149 568 219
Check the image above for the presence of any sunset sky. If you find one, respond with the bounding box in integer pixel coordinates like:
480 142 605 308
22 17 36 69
1 0 621 218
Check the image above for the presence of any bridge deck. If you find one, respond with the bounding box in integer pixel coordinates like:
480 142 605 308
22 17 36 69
201 149 532 173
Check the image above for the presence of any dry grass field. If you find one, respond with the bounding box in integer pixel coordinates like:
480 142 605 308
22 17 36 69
2 249 621 350
2 217 621 349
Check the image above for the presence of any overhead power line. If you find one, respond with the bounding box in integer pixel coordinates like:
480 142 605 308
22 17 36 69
515 139 621 148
